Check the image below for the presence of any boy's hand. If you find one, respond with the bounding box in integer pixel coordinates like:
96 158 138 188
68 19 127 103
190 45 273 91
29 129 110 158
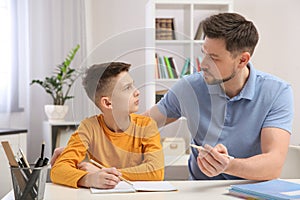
78 167 122 189
77 161 100 173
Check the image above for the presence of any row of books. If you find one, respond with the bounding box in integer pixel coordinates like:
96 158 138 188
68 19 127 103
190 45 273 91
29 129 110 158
155 54 202 79
155 17 204 40
156 18 176 40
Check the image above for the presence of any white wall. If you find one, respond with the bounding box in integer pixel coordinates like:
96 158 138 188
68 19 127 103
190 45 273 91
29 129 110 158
234 0 300 144
84 0 149 113
2 0 299 163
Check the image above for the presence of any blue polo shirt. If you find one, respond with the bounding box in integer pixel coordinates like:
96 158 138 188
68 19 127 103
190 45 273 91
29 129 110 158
157 63 294 180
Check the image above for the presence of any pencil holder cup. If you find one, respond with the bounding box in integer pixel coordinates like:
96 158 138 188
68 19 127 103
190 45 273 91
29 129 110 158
10 164 48 200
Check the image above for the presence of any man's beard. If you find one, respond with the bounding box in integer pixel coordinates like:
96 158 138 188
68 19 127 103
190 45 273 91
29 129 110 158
204 69 236 85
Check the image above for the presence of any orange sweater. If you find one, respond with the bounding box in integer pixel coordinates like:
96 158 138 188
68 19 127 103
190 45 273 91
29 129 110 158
50 113 164 188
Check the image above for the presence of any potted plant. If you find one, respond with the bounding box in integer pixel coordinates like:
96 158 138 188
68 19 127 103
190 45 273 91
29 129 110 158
30 44 80 122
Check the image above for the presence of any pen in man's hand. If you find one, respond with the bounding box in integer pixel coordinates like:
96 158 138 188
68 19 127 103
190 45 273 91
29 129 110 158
190 144 234 159
89 159 133 185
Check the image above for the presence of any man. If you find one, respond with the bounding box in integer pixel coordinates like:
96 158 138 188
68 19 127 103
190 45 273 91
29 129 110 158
147 12 293 180
52 13 294 181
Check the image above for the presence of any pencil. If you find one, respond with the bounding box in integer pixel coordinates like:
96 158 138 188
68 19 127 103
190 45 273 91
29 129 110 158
89 159 133 185
190 144 234 159
41 141 45 159
19 148 30 168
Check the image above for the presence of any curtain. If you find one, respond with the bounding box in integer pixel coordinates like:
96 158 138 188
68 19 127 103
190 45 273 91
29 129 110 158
0 0 22 113
0 0 12 112
27 0 87 161
0 0 29 129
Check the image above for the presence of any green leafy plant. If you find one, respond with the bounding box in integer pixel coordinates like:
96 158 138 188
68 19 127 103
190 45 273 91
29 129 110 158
30 44 80 105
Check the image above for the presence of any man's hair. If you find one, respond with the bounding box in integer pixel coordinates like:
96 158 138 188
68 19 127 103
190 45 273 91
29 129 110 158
82 62 131 107
202 12 259 56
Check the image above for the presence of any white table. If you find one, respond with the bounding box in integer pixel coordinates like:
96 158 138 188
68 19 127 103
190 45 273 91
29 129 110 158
5 180 300 200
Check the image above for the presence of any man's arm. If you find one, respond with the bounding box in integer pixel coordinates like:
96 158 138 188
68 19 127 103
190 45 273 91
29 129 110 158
143 105 177 128
119 119 165 181
50 105 175 165
197 127 290 180
50 105 177 170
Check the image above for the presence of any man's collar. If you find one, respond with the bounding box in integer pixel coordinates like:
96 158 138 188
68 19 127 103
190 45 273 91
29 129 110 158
236 62 256 101
207 62 256 101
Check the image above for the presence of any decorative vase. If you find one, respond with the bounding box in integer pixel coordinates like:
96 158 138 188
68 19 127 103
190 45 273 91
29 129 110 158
44 105 69 123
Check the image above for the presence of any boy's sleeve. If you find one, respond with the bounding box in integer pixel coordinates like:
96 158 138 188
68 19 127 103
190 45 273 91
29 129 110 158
120 119 165 181
50 122 91 188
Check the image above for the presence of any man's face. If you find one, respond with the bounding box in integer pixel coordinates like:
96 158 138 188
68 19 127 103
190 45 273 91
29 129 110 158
110 71 140 115
201 37 240 85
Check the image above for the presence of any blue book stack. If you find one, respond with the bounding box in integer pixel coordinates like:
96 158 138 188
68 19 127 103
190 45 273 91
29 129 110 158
229 179 300 200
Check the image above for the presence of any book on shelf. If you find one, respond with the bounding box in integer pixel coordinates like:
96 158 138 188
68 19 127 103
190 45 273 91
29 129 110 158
164 56 174 79
195 56 202 72
155 53 160 79
158 55 168 79
157 55 177 79
155 55 191 79
156 18 176 40
229 179 300 200
168 57 179 78
194 21 204 40
180 58 191 77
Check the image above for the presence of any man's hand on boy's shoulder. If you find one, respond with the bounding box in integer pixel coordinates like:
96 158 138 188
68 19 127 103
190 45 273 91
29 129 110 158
50 146 65 166
51 147 103 173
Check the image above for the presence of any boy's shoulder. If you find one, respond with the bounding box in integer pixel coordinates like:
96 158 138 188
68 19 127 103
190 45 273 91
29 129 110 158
130 113 156 127
130 114 159 138
81 115 99 124
78 115 100 131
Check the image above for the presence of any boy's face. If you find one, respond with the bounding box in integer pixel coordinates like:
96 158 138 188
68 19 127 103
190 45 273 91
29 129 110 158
110 71 140 115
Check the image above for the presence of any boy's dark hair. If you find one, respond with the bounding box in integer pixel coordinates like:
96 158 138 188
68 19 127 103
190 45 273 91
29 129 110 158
82 62 131 107
202 12 259 56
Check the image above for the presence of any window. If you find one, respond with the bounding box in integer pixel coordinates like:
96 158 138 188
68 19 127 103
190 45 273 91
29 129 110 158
0 0 22 112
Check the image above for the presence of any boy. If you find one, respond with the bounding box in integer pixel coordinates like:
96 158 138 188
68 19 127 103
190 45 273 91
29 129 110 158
50 62 164 189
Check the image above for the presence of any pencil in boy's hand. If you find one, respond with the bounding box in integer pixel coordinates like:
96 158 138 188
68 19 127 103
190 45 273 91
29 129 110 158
89 159 133 185
90 159 106 169
190 144 234 159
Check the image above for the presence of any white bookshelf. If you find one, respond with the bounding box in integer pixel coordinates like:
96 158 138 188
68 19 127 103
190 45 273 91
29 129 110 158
145 0 233 107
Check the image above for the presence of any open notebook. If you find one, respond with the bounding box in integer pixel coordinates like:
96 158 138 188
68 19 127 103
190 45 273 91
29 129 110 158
90 181 177 194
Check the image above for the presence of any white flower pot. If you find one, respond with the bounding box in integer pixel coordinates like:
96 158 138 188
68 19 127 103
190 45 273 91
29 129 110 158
44 105 69 123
